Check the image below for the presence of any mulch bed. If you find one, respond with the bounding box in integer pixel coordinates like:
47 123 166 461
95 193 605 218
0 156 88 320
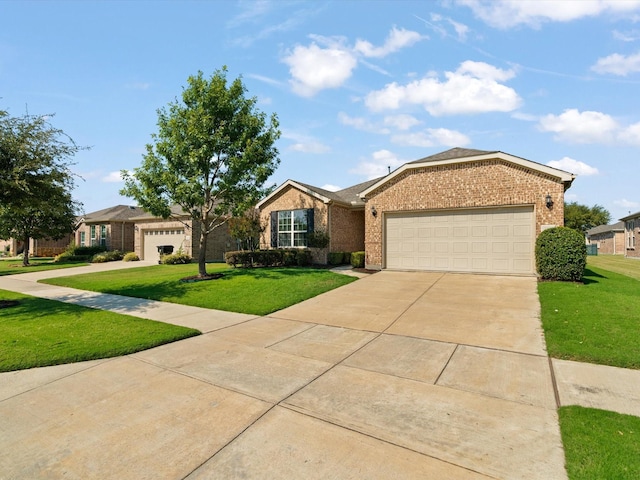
179 273 224 283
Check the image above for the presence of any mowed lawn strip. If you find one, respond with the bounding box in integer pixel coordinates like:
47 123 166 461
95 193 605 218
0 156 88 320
559 406 640 480
0 257 88 276
587 255 640 281
538 266 640 369
0 289 200 372
41 264 358 315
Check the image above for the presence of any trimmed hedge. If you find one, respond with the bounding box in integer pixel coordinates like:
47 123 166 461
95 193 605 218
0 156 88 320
535 226 586 281
72 245 107 256
328 251 351 265
54 252 91 263
351 251 365 269
225 249 314 268
123 252 140 262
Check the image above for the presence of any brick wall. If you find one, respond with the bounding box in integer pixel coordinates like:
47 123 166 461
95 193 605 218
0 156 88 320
330 205 365 252
589 231 625 255
191 221 234 262
625 217 640 258
109 222 136 252
259 186 329 248
364 160 566 269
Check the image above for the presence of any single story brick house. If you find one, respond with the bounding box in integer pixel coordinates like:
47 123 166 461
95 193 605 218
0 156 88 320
75 204 234 263
620 210 640 259
586 222 625 255
258 147 575 275
0 236 73 257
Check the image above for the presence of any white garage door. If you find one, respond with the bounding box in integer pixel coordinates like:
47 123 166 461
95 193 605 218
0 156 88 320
385 206 534 275
142 229 187 261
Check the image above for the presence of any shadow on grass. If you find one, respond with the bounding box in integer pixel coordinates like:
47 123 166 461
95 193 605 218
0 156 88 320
582 267 607 285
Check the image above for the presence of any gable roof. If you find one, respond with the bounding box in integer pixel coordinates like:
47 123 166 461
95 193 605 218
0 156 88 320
360 147 575 198
620 210 640 222
257 177 383 209
586 221 625 236
80 205 146 223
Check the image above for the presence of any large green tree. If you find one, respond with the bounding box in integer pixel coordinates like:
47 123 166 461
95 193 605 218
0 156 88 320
121 68 280 277
564 202 611 234
0 111 83 266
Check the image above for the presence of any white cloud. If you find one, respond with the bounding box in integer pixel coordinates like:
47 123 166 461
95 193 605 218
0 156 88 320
321 184 341 192
288 140 331 154
365 61 520 116
383 114 422 130
102 171 125 183
614 198 640 209
546 157 599 176
283 27 425 97
391 128 470 147
538 109 618 143
591 51 640 76
613 29 640 42
338 112 390 134
618 121 640 145
125 82 150 90
349 149 406 179
283 40 357 97
458 0 640 29
354 26 426 58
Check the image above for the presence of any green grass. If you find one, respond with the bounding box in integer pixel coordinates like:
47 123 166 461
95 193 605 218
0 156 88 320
559 406 640 480
0 289 200 372
588 255 640 281
538 266 640 369
41 263 357 315
0 257 88 276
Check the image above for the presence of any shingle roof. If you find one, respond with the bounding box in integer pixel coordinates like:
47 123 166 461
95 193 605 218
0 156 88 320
586 221 625 236
407 147 497 164
295 177 383 206
81 205 146 223
620 210 640 221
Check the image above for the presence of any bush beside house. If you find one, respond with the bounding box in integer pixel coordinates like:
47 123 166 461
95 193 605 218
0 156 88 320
536 227 587 281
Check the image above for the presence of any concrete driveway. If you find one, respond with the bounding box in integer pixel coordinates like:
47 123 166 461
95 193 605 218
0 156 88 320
0 271 566 479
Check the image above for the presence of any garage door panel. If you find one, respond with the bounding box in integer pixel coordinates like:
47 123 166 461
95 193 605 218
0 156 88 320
385 207 534 275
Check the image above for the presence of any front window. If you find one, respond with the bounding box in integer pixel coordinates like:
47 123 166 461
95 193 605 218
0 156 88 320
628 221 636 249
90 225 97 246
278 210 309 247
100 225 107 247
80 231 86 246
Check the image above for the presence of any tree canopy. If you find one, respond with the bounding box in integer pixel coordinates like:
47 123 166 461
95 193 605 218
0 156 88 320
564 202 611 234
121 67 281 276
0 111 83 266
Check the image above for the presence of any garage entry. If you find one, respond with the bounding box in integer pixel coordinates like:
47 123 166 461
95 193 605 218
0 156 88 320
385 206 534 275
142 229 187 261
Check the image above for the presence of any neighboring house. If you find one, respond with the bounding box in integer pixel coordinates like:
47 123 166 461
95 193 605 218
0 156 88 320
75 204 234 263
75 205 146 252
258 147 575 276
586 222 625 255
0 234 72 258
620 210 640 259
129 205 234 263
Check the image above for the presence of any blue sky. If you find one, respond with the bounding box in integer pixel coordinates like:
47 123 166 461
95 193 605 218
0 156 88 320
2 0 640 222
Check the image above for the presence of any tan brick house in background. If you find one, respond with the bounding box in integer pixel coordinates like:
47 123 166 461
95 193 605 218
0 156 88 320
75 205 145 252
586 222 625 255
258 148 575 275
620 210 640 259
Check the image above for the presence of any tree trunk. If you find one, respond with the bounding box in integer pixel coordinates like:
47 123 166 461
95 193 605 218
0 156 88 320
22 235 30 267
198 222 208 277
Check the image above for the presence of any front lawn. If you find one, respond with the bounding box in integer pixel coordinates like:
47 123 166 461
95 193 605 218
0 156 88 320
0 257 88 276
560 406 640 480
41 264 357 315
0 289 199 372
538 266 640 369
588 255 640 281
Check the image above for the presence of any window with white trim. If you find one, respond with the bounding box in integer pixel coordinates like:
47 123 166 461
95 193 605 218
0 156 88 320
627 220 636 249
276 210 310 247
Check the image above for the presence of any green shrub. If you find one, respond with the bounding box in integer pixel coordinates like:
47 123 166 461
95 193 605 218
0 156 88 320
72 245 107 256
123 252 140 262
296 250 312 266
54 251 91 263
307 230 330 249
91 254 108 263
282 250 297 266
351 251 365 269
343 252 352 264
328 252 346 265
162 252 192 264
536 227 586 281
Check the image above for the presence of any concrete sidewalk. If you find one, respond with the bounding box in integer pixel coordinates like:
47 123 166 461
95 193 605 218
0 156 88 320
0 262 638 478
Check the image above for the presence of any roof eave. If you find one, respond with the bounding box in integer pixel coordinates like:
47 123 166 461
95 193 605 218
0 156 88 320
257 180 333 209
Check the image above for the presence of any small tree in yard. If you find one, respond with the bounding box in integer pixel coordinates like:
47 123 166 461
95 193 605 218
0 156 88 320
0 110 84 266
121 68 280 277
228 209 264 251
564 202 611 234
